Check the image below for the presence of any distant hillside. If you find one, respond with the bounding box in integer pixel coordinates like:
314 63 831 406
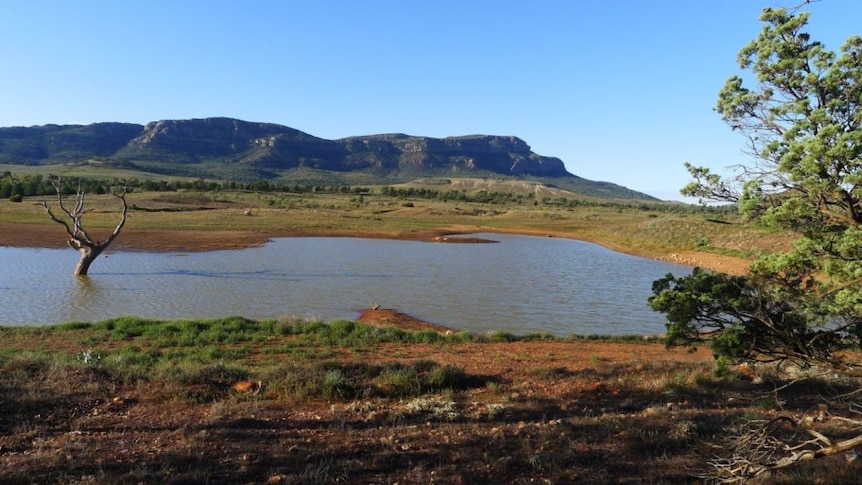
0 117 657 200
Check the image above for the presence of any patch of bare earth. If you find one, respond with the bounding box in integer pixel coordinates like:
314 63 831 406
660 250 751 276
356 308 458 333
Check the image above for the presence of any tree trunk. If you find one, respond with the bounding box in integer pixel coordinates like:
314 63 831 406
74 245 105 276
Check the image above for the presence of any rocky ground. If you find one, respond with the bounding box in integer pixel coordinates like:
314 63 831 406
1 310 860 484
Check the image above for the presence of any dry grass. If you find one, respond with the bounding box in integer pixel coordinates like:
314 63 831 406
1 319 859 484
0 189 790 274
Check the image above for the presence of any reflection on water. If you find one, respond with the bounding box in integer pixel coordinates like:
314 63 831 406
0 234 692 335
67 276 103 313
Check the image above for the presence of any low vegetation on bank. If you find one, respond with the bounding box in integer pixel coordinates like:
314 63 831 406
1 316 860 484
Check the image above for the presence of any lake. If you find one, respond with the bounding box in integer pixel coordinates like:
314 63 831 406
0 233 692 335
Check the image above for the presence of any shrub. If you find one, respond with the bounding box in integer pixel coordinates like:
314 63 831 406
487 331 516 343
426 364 468 391
322 369 354 399
374 367 417 397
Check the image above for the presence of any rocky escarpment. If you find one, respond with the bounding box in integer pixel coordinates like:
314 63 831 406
340 134 568 177
0 117 569 177
118 118 345 169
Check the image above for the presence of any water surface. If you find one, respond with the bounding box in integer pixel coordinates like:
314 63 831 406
0 234 691 335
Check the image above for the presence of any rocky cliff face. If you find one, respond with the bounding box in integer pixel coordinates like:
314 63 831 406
338 133 568 176
0 117 570 178
118 118 345 169
338 134 567 176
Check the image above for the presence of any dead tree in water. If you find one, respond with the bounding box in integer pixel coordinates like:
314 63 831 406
40 177 128 276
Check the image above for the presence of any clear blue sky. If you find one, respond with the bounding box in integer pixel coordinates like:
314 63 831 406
1 1 860 200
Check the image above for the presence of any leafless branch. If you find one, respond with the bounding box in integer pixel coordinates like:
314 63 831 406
788 0 822 14
700 411 862 483
104 184 128 246
39 176 130 275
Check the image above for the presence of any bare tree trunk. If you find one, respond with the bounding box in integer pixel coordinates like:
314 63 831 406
40 177 128 276
72 243 106 276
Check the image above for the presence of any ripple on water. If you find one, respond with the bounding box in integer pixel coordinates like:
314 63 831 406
0 235 692 334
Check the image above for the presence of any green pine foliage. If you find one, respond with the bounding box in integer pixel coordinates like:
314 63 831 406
652 8 862 369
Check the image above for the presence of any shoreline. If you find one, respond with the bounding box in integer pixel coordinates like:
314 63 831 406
0 222 750 275
0 223 488 252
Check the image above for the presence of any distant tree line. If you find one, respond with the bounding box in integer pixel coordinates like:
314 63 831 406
378 185 736 215
1 173 114 199
1 171 734 216
540 196 738 216
0 173 372 199
379 186 528 204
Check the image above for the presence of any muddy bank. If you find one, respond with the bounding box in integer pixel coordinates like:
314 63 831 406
0 222 749 274
355 308 457 333
0 223 490 252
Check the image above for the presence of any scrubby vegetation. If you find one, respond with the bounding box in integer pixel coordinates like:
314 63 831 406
1 171 736 216
1 316 860 483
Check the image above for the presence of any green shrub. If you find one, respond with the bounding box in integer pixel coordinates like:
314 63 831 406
0 350 52 376
426 364 468 391
372 325 412 342
57 321 92 330
322 369 354 399
487 331 516 343
107 345 162 370
374 367 417 397
101 316 160 339
155 361 251 403
412 329 443 343
445 331 474 343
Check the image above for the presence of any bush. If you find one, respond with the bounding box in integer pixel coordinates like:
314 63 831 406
374 367 418 397
426 364 469 391
322 369 354 399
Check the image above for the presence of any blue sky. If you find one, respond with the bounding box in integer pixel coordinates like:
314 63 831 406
1 1 860 200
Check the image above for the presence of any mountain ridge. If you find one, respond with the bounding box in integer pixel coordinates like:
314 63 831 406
0 117 657 200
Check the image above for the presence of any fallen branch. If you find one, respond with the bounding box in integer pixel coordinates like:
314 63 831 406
701 412 862 483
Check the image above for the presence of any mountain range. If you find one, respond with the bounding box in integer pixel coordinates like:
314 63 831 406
0 117 656 200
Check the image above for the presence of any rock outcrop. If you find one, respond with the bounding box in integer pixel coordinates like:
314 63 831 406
0 117 569 177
